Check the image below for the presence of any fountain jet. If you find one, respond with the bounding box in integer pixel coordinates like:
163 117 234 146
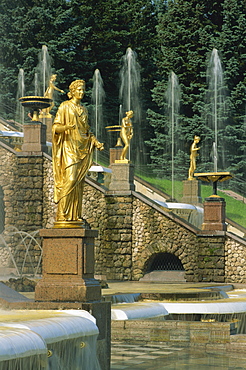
119 48 141 162
166 71 180 200
92 69 105 164
206 48 226 172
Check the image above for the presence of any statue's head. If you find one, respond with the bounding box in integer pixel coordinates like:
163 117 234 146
194 135 200 142
68 79 85 99
126 110 134 117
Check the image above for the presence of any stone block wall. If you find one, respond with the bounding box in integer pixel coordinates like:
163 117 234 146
1 142 246 282
196 235 226 283
132 195 199 281
225 235 246 283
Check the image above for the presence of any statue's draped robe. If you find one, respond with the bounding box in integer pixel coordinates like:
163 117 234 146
52 100 95 221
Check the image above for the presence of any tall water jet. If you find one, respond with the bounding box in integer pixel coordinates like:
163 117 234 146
119 47 141 163
166 71 180 200
92 69 105 164
16 68 25 124
33 72 40 96
206 48 226 172
36 45 52 96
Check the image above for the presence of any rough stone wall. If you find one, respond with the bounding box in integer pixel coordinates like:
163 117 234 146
0 146 17 267
0 145 54 273
42 155 56 229
82 181 108 278
1 143 246 282
132 196 199 281
225 235 246 283
83 183 133 280
196 236 226 283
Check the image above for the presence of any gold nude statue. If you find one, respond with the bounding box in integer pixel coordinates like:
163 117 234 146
41 74 65 117
188 135 200 180
120 110 134 161
52 79 104 224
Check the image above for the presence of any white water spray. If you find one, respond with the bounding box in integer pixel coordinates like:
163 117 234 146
36 45 52 97
206 48 226 172
16 68 25 123
92 69 105 164
166 71 180 200
119 47 141 163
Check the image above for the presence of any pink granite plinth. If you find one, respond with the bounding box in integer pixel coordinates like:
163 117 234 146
35 228 101 302
22 121 47 153
202 197 227 232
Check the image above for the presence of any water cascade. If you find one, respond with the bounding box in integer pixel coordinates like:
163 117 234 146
166 71 180 200
206 48 226 172
92 69 105 164
16 69 25 124
0 310 101 370
119 47 142 163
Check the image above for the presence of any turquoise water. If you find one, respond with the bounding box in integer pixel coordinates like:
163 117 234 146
111 341 246 370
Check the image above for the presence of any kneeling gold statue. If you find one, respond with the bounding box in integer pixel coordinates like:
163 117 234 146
52 79 104 224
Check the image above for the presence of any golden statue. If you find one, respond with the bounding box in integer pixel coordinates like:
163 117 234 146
52 79 104 224
120 110 134 161
41 74 64 117
188 135 200 180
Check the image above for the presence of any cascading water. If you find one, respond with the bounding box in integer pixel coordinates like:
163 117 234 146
206 48 227 172
0 310 101 370
166 71 180 200
16 69 25 124
119 47 143 164
92 69 105 164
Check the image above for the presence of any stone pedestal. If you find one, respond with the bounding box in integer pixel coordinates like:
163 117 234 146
182 179 202 205
35 228 101 302
22 121 47 153
109 147 123 164
108 162 135 194
39 116 53 143
202 196 227 232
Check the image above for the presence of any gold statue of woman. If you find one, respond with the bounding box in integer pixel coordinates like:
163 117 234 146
120 110 134 161
188 135 200 180
52 79 104 223
42 74 64 117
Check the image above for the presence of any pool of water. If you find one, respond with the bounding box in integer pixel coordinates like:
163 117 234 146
111 341 246 370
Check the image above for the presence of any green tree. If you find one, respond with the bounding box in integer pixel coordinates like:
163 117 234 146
147 0 246 187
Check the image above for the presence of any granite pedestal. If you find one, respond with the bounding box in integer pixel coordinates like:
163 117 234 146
35 228 101 302
109 147 123 165
182 179 202 205
22 121 48 153
202 196 227 232
108 162 135 194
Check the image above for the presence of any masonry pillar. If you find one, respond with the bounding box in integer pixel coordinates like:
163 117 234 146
108 162 135 194
22 121 48 153
202 196 227 232
182 179 202 205
35 228 101 302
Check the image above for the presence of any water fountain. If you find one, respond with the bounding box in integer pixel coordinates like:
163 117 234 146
0 310 101 369
119 47 142 163
16 68 25 124
166 71 180 201
37 45 52 96
205 48 226 172
92 69 105 164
